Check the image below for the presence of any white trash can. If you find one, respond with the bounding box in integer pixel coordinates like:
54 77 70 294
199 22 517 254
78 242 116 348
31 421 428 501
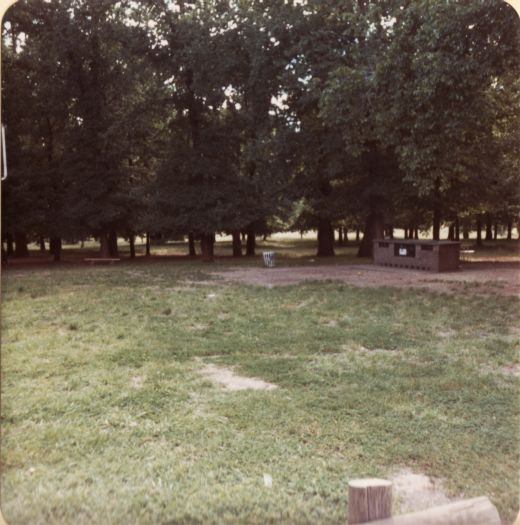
262 251 276 268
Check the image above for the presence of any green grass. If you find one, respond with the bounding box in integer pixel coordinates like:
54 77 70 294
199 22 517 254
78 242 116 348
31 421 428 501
1 259 519 524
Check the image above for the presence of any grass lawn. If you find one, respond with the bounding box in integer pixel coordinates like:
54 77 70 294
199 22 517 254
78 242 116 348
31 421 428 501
1 250 519 524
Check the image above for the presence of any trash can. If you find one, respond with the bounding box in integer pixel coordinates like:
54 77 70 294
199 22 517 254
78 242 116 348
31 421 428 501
262 251 276 268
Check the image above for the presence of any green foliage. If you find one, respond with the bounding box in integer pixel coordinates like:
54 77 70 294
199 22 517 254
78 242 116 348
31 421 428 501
2 0 70 238
150 0 297 237
2 0 520 249
319 0 520 230
2 0 160 242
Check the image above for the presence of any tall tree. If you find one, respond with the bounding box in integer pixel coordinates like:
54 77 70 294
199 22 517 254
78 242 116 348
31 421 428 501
314 0 403 256
3 1 87 260
378 0 520 240
58 0 155 257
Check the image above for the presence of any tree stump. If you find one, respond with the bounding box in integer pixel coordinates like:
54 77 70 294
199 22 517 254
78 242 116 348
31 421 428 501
348 478 392 524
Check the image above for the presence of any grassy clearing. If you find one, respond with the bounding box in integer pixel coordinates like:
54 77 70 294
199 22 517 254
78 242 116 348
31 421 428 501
1 259 519 524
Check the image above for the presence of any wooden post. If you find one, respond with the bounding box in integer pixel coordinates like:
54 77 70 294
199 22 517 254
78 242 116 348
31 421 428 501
348 479 392 524
363 497 500 525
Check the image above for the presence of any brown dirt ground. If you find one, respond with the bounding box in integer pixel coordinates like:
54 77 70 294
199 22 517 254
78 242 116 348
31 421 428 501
198 363 278 391
390 468 452 514
212 261 520 296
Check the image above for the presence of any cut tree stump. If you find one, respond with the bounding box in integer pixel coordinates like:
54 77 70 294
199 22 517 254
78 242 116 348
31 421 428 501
348 479 392 524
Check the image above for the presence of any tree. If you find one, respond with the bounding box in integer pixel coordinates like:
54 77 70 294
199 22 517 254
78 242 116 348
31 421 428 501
313 0 405 256
58 0 156 257
3 0 519 261
3 0 160 259
150 0 295 261
377 0 520 240
2 1 81 260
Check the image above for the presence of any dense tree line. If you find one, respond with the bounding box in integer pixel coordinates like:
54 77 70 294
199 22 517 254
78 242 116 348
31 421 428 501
2 0 519 262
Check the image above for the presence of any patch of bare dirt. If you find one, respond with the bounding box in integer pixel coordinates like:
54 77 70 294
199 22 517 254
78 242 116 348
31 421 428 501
199 363 278 391
391 468 453 513
130 375 145 389
212 261 520 296
189 323 209 331
480 362 520 380
498 363 520 377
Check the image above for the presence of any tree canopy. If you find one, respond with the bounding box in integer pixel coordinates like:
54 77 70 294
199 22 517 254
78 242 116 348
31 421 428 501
2 0 519 260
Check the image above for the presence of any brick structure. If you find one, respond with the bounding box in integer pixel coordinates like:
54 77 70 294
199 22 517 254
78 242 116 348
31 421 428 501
373 239 460 272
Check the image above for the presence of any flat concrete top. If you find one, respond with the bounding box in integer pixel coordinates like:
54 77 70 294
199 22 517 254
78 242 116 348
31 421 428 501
373 239 461 246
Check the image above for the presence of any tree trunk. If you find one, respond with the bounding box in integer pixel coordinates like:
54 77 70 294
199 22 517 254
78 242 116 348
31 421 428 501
448 224 455 241
432 214 441 240
109 230 118 258
49 237 62 262
336 227 343 247
493 223 498 240
463 223 470 240
485 213 493 241
476 215 483 247
414 228 419 240
507 220 513 241
356 229 360 242
1 242 6 266
99 232 111 258
188 232 196 256
388 226 394 240
200 233 215 262
432 178 441 241
358 198 384 257
39 236 46 252
14 232 29 258
6 233 14 255
129 235 136 258
317 218 335 256
246 224 255 256
432 207 441 240
455 217 460 241
145 232 151 256
232 230 242 257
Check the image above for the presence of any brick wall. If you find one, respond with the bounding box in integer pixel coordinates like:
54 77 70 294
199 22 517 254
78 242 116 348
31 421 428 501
373 240 460 272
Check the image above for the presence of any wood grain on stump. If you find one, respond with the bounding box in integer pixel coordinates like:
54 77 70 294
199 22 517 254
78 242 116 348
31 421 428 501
348 479 392 524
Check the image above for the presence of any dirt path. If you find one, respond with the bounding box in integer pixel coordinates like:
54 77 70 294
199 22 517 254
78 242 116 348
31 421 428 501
212 261 520 296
